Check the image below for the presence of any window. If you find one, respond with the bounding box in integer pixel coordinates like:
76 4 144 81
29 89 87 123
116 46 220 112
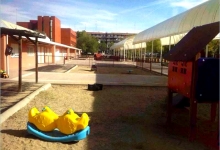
11 43 19 57
27 46 34 56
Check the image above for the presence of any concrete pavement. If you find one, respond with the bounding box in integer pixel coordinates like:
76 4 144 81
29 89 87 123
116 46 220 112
6 72 168 86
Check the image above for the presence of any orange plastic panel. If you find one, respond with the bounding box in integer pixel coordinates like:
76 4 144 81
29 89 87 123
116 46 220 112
168 61 193 98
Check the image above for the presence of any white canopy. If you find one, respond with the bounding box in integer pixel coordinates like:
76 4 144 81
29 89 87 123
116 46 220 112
133 0 219 44
29 36 81 50
1 20 45 36
110 35 146 50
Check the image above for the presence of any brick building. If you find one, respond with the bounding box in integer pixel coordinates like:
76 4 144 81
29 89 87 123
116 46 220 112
17 16 76 47
87 32 136 52
1 19 80 77
61 28 77 47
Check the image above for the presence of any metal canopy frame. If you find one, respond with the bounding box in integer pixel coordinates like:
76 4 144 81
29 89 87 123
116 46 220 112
163 22 220 61
1 27 46 92
133 0 219 44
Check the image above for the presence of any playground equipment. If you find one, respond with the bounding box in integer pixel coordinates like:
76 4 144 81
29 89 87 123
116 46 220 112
56 109 89 135
27 107 90 142
163 22 219 141
0 70 9 78
28 106 58 131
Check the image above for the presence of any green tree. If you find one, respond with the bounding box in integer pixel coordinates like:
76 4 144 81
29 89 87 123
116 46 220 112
207 39 219 57
146 39 161 53
77 31 99 54
99 42 107 52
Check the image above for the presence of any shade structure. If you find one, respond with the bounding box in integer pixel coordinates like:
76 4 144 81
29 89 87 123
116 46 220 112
1 20 45 38
163 22 219 61
1 20 47 91
110 35 135 50
110 35 146 50
133 0 219 44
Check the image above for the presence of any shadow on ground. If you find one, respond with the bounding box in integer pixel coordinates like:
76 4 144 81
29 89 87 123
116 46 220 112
25 64 76 73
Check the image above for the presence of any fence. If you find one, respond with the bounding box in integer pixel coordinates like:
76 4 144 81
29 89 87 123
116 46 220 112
38 55 168 75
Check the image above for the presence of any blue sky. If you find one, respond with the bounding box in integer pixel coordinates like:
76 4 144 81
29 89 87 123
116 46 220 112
0 0 208 33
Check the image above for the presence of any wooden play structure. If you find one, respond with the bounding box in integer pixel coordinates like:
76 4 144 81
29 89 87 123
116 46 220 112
163 22 219 141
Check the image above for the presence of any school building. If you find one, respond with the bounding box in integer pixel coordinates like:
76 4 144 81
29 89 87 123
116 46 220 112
0 16 80 76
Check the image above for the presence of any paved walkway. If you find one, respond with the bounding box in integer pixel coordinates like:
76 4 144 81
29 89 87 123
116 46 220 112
5 72 168 86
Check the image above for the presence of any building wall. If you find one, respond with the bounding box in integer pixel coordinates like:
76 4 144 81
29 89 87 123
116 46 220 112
37 16 43 32
61 28 77 47
8 38 36 70
0 35 6 70
1 20 80 78
17 16 75 46
61 28 70 46
43 16 50 38
16 22 30 29
70 29 77 47
52 16 61 43
87 32 136 44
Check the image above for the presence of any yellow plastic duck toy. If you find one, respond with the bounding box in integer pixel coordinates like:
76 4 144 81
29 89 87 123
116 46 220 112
56 109 89 135
28 106 59 132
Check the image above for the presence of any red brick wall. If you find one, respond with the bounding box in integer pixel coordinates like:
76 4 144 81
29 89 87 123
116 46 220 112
16 22 30 29
17 16 71 45
61 28 77 47
61 28 70 45
70 29 77 47
37 16 42 32
51 16 61 43
43 16 50 38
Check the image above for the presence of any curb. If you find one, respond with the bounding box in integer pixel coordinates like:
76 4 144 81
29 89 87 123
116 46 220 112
0 83 52 124
65 65 78 73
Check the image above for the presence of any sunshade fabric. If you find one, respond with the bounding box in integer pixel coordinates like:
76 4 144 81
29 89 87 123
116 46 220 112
133 0 219 44
1 20 45 38
163 22 219 61
28 37 81 50
110 35 146 50
110 36 135 49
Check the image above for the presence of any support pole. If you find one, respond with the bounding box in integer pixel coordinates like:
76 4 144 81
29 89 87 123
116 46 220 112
160 44 163 75
167 88 173 124
210 103 218 122
6 35 9 76
35 37 38 83
144 42 146 63
189 60 198 141
135 47 136 61
18 35 22 92
123 46 125 62
205 45 208 57
169 36 171 51
150 41 153 71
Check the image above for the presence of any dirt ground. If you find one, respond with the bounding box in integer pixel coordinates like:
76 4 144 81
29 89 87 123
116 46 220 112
0 65 219 150
0 84 219 150
70 65 160 75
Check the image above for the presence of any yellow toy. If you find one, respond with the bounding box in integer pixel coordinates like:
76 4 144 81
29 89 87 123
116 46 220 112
0 70 9 78
56 109 90 135
28 106 59 132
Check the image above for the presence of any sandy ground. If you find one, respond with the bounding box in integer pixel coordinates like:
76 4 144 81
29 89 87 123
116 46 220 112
70 65 160 75
0 65 219 150
1 84 219 150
